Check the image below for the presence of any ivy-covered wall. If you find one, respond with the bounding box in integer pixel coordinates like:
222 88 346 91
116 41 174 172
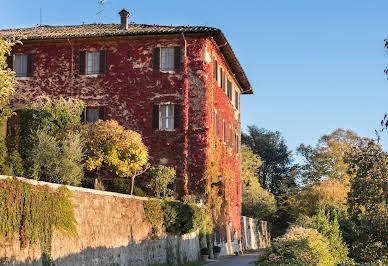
9 34 243 238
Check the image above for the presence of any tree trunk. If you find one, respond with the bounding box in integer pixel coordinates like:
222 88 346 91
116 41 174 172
130 176 135 195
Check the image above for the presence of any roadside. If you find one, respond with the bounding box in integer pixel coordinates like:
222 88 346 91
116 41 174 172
206 253 259 266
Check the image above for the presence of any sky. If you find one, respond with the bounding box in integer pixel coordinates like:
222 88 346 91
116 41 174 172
1 0 388 159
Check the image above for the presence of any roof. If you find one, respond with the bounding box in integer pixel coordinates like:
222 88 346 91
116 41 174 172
0 23 253 94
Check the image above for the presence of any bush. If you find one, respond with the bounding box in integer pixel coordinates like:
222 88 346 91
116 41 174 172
27 129 84 186
143 200 164 236
261 226 335 266
213 246 221 253
294 209 349 264
163 201 195 235
146 165 175 198
200 247 209 256
81 178 146 196
0 137 24 176
18 96 84 159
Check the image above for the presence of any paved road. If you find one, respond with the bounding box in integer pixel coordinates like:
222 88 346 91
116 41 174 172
207 253 259 266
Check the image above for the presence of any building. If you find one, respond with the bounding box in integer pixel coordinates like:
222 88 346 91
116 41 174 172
1 9 253 239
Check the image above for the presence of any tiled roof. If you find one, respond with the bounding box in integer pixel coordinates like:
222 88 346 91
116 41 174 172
0 23 253 94
0 23 220 40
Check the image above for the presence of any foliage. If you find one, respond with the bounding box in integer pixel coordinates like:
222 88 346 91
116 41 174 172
0 37 19 122
200 247 209 256
0 178 76 263
213 246 221 253
146 166 176 198
294 209 349 264
345 140 388 263
18 96 84 159
143 199 212 236
80 120 149 194
261 226 335 266
143 200 164 236
242 126 295 194
297 129 365 185
81 178 145 196
27 129 84 186
242 145 276 221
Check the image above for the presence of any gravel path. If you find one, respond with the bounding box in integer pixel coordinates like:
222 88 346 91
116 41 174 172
207 253 259 266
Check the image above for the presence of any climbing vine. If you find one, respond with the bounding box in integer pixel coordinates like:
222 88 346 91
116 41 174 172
0 178 77 264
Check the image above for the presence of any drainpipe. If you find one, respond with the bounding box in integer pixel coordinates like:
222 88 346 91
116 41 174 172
67 38 74 96
182 33 189 196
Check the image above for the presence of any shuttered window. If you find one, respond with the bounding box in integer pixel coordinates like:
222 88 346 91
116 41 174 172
214 59 218 81
152 104 181 130
235 134 239 153
235 90 239 110
229 127 233 148
81 106 106 123
215 111 219 136
15 55 28 77
223 120 226 143
154 46 182 72
227 80 232 100
79 50 106 75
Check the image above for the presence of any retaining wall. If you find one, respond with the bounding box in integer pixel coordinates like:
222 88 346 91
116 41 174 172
0 176 200 266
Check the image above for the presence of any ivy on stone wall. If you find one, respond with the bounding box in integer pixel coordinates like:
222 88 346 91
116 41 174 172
0 178 77 264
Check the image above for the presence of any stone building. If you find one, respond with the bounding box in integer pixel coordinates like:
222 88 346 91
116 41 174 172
1 9 253 239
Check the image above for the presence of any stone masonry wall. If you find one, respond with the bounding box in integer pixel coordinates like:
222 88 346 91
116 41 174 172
0 176 200 266
241 216 271 251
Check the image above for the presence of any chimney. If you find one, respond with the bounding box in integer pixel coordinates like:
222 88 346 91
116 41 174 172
119 9 130 30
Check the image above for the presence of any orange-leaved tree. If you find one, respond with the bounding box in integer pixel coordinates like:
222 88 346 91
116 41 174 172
81 120 149 195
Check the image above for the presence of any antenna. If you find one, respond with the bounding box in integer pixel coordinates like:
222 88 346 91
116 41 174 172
96 0 106 23
40 8 42 26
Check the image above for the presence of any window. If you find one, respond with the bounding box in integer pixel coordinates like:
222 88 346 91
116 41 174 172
229 127 233 148
86 51 100 74
161 47 175 71
235 134 239 153
215 110 219 136
223 120 226 143
235 90 239 110
81 106 106 123
79 50 106 75
213 58 218 81
153 46 181 72
227 80 232 101
15 55 28 77
160 104 174 130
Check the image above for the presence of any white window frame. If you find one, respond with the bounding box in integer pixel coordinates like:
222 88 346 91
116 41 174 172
159 104 174 130
160 47 175 72
86 51 100 75
15 54 28 77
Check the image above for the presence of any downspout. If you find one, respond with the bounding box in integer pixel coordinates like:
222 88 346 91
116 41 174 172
67 38 74 96
182 33 189 196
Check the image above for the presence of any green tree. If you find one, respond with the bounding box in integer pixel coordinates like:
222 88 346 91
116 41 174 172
146 165 176 198
346 140 388 263
241 145 276 220
81 120 149 195
242 126 294 194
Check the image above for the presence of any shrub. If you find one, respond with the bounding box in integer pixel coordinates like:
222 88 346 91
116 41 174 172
143 200 164 236
18 96 84 159
163 201 195 235
27 129 84 186
200 247 209 256
190 203 213 235
146 165 175 198
294 209 349 264
261 226 335 266
213 246 221 253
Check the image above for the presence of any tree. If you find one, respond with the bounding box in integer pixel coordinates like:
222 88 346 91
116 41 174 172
241 145 276 220
297 129 365 185
345 140 388 263
242 126 294 194
81 120 149 195
146 165 176 198
0 37 19 122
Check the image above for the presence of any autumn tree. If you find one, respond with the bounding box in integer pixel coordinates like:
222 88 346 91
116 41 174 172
242 126 294 194
81 120 149 195
297 129 366 185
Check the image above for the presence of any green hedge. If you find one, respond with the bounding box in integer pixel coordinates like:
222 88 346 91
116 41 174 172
81 178 145 197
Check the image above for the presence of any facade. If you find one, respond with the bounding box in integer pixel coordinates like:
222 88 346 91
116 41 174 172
1 9 253 238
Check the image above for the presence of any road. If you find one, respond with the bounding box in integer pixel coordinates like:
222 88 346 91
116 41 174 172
207 253 259 266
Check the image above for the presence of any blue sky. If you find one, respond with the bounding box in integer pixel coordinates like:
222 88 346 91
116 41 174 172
2 0 388 158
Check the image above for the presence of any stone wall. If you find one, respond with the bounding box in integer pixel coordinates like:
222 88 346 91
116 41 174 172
0 176 200 266
241 216 271 250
